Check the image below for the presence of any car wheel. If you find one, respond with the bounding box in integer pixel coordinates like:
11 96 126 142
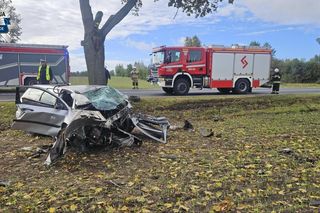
162 87 174 95
233 79 251 94
174 78 190 95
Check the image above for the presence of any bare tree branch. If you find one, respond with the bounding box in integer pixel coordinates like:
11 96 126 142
101 0 137 37
94 11 103 29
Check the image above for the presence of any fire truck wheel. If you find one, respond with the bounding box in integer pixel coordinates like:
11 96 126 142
162 87 174 95
174 78 190 95
217 88 232 94
233 79 251 94
24 78 37 85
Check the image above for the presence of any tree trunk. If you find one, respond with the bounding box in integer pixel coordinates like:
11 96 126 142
79 0 137 85
82 31 105 85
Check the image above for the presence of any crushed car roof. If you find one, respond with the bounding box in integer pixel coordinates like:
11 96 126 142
31 84 109 94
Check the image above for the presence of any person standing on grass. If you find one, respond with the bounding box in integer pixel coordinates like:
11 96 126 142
37 59 53 84
130 67 139 89
271 68 281 94
104 66 111 85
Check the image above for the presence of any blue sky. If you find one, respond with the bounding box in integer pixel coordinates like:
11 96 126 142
9 0 320 71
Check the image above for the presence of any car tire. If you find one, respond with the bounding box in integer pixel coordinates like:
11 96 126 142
173 78 190 95
217 88 232 94
162 87 174 95
233 79 251 94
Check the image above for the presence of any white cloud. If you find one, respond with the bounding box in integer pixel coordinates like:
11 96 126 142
177 37 186 45
239 0 320 26
69 53 86 72
125 38 156 51
238 27 296 36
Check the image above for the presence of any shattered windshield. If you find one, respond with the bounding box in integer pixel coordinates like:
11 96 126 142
82 87 127 110
152 51 165 65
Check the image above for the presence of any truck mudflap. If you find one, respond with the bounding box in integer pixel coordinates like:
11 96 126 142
131 114 170 144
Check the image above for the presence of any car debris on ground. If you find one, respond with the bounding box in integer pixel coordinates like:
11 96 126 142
0 180 11 187
199 128 214 137
183 120 194 131
11 85 170 165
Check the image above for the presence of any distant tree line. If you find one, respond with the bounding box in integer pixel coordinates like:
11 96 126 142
71 70 115 76
249 40 320 83
272 56 320 83
72 62 149 79
115 62 148 79
184 35 201 47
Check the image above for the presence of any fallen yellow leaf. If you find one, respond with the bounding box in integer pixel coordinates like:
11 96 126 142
70 204 77 211
49 207 55 213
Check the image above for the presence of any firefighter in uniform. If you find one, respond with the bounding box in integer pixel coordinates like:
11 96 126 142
37 59 53 84
130 67 139 89
271 68 281 94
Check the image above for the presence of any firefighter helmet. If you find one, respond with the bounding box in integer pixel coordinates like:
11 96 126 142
274 68 279 73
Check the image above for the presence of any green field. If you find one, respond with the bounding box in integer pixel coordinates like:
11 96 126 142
0 77 319 93
70 76 320 89
70 76 159 89
282 83 320 88
0 94 319 212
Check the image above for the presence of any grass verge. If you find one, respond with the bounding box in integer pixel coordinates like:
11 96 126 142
0 94 319 212
70 76 159 89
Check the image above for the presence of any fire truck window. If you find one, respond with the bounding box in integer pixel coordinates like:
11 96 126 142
167 50 181 63
188 50 202 62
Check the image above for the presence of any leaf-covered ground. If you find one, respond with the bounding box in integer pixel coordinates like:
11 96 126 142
0 94 319 212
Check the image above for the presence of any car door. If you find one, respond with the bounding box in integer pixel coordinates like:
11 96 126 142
12 87 69 136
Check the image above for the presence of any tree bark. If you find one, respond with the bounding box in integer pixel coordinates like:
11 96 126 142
79 0 137 85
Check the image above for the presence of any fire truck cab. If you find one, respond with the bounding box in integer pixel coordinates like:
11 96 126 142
151 45 272 95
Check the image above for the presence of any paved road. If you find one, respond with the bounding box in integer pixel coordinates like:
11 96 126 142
1 88 320 102
120 88 320 97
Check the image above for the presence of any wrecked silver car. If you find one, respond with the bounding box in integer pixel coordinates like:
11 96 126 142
12 85 170 165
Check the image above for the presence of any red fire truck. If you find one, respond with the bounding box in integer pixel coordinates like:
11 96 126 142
0 43 70 86
151 45 272 95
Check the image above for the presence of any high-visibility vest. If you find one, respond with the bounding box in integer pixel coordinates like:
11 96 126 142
37 65 50 81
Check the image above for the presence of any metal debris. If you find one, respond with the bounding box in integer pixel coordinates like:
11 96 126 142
0 180 11 187
183 120 193 131
199 128 214 137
